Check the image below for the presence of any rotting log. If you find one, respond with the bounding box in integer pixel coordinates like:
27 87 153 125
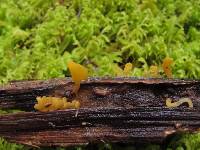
0 77 200 147
0 77 200 110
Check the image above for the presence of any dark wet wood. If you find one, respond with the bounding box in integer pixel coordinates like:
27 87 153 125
0 77 200 147
0 77 199 110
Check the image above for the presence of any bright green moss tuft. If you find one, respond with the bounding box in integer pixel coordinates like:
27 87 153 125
167 133 200 150
0 0 200 84
0 138 25 150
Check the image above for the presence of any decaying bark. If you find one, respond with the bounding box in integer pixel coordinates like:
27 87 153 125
0 77 200 147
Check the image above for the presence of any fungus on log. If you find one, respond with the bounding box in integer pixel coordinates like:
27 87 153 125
0 77 200 147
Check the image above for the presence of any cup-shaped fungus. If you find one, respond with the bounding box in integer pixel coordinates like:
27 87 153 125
67 61 88 94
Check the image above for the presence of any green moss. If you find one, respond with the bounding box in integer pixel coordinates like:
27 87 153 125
0 138 26 150
0 0 200 84
167 133 200 150
0 109 24 115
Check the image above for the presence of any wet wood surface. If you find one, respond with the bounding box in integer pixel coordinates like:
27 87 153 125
0 77 200 147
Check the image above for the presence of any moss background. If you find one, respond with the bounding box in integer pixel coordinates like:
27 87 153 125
0 0 200 149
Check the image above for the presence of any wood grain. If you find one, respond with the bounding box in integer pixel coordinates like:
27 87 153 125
0 77 199 147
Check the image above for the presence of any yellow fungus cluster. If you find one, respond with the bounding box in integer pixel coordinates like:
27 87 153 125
114 57 173 78
34 96 80 112
34 61 88 112
145 57 173 78
166 98 193 108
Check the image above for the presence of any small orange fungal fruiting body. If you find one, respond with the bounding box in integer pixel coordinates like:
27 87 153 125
34 96 80 112
149 65 159 78
67 61 88 94
123 63 133 76
162 57 173 78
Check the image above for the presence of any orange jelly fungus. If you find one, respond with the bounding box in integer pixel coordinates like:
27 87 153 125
149 65 159 78
162 57 173 78
67 61 88 94
123 63 133 76
34 96 80 112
